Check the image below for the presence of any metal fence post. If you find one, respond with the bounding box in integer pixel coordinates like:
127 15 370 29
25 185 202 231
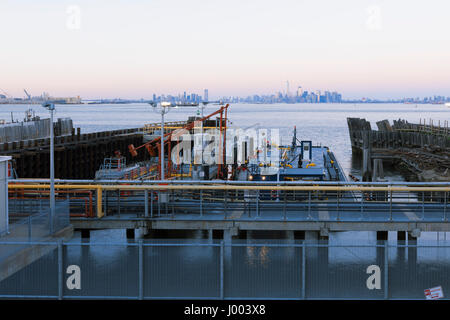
58 241 63 300
139 240 144 300
422 191 425 220
144 190 149 218
150 191 154 218
104 190 108 215
302 242 306 299
256 190 260 217
361 192 364 215
171 190 175 216
389 190 393 221
308 191 311 215
220 241 224 300
28 215 32 241
200 190 203 217
384 241 389 300
444 192 447 222
117 189 121 217
336 190 340 221
158 191 161 217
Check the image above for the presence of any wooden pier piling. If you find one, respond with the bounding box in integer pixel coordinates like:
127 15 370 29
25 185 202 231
347 117 450 182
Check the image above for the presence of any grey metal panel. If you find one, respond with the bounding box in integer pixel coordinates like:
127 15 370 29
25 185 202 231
0 118 73 143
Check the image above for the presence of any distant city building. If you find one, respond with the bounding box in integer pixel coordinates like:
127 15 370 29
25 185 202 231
105 88 450 106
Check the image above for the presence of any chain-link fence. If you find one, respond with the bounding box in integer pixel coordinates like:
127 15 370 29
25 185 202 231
0 239 449 300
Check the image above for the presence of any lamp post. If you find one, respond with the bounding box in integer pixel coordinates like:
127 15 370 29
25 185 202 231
151 102 173 180
42 102 55 233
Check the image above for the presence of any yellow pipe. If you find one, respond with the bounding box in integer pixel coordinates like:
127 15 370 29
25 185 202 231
9 184 104 218
8 183 449 219
8 184 450 192
97 188 103 218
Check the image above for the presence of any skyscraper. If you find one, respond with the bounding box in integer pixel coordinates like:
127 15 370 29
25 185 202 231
315 90 321 103
204 89 209 102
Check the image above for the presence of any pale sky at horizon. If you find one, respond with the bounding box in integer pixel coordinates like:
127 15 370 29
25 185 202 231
1 0 450 100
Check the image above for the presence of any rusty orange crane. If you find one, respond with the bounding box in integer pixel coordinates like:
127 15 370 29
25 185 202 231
129 104 230 179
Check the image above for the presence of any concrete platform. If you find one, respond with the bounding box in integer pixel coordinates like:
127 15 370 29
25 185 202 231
0 225 73 282
70 207 450 233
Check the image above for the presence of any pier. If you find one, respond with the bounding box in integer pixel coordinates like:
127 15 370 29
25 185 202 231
0 127 150 179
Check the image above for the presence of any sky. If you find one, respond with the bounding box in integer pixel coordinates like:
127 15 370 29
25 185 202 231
0 0 450 100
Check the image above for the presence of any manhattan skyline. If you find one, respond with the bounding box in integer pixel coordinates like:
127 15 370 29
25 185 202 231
1 0 450 100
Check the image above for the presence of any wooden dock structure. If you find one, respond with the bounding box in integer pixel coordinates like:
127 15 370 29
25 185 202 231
347 118 450 182
0 127 148 179
0 112 227 180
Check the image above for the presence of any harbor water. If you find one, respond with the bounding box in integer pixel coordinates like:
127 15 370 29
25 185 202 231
0 103 449 298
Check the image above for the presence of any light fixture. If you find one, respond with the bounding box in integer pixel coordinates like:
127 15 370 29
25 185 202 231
151 102 175 180
41 102 55 233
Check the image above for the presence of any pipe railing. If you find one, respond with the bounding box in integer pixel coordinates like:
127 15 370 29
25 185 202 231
9 178 450 186
7 181 450 220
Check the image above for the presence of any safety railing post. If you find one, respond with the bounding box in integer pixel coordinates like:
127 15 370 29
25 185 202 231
144 190 149 218
284 191 287 220
384 241 389 300
361 191 364 215
389 190 393 221
171 190 175 216
165 193 169 216
117 189 121 217
336 190 340 221
150 191 154 218
422 191 425 220
256 189 260 217
104 189 108 216
28 215 32 241
158 191 161 216
139 240 144 300
200 190 203 217
58 241 63 300
220 241 224 300
224 190 228 219
301 241 306 299
444 191 447 222
308 190 311 219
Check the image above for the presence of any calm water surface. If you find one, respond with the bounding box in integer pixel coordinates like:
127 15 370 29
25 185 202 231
1 103 449 244
2 102 448 178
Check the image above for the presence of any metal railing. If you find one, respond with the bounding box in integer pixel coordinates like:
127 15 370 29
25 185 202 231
6 199 71 242
7 180 450 222
0 239 449 300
